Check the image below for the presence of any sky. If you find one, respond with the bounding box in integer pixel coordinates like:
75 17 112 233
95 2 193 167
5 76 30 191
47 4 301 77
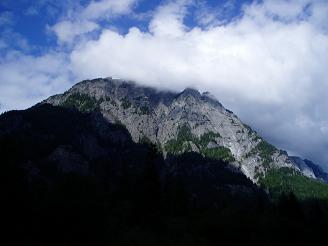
0 0 328 170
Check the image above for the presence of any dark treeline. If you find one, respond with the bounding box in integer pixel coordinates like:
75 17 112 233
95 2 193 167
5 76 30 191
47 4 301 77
1 105 328 245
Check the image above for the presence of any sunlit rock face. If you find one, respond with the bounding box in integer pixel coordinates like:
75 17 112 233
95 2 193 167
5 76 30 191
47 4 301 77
45 77 325 183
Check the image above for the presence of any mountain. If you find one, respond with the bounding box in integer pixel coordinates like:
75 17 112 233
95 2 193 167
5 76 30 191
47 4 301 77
290 156 316 179
0 103 258 204
291 156 328 182
2 77 328 245
0 102 266 245
45 77 327 184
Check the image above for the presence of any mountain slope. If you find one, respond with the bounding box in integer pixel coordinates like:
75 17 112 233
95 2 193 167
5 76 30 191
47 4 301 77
0 104 270 245
291 156 328 182
45 77 326 184
2 78 328 245
0 104 257 202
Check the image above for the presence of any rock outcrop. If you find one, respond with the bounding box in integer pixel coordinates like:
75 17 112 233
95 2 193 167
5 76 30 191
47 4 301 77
44 77 325 182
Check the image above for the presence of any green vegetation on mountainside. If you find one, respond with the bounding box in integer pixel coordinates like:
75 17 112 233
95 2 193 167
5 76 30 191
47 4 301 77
260 167 328 200
61 93 100 112
255 141 276 167
165 124 234 162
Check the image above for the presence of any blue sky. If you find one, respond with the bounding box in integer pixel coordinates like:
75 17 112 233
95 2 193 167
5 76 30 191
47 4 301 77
1 0 328 169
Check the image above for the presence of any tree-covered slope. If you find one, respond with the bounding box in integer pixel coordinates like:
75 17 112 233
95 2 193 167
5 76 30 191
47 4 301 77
260 167 328 200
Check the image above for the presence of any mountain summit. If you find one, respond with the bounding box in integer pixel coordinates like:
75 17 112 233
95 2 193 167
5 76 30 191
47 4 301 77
3 77 328 245
45 77 326 184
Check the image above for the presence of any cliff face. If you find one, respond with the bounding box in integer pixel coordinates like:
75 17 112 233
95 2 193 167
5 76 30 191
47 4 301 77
45 77 313 182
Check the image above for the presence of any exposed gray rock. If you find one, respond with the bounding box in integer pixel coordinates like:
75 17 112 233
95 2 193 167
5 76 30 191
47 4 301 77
290 156 316 179
44 77 325 183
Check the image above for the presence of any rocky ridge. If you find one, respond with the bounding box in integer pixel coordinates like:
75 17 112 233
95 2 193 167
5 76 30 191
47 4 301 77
45 77 326 183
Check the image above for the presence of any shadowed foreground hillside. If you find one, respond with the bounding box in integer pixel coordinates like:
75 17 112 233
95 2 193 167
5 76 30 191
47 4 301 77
1 105 328 245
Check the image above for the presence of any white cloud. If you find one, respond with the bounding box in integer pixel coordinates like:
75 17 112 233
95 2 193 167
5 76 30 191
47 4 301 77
70 0 328 104
0 51 72 112
68 0 328 168
51 20 99 44
149 0 191 37
49 0 139 44
81 0 138 20
244 0 310 21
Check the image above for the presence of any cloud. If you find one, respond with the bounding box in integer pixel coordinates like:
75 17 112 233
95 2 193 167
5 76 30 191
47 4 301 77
148 0 191 37
81 0 138 20
49 0 139 44
71 0 327 103
0 29 31 52
51 20 99 44
68 0 328 169
194 0 239 27
0 11 31 53
0 51 72 112
244 0 310 22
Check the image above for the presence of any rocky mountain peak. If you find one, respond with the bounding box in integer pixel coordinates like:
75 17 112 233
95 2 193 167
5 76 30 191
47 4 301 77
2 77 328 246
43 77 328 183
178 87 201 98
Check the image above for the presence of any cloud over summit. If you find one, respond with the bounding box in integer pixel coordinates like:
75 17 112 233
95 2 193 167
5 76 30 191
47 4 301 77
0 0 328 169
